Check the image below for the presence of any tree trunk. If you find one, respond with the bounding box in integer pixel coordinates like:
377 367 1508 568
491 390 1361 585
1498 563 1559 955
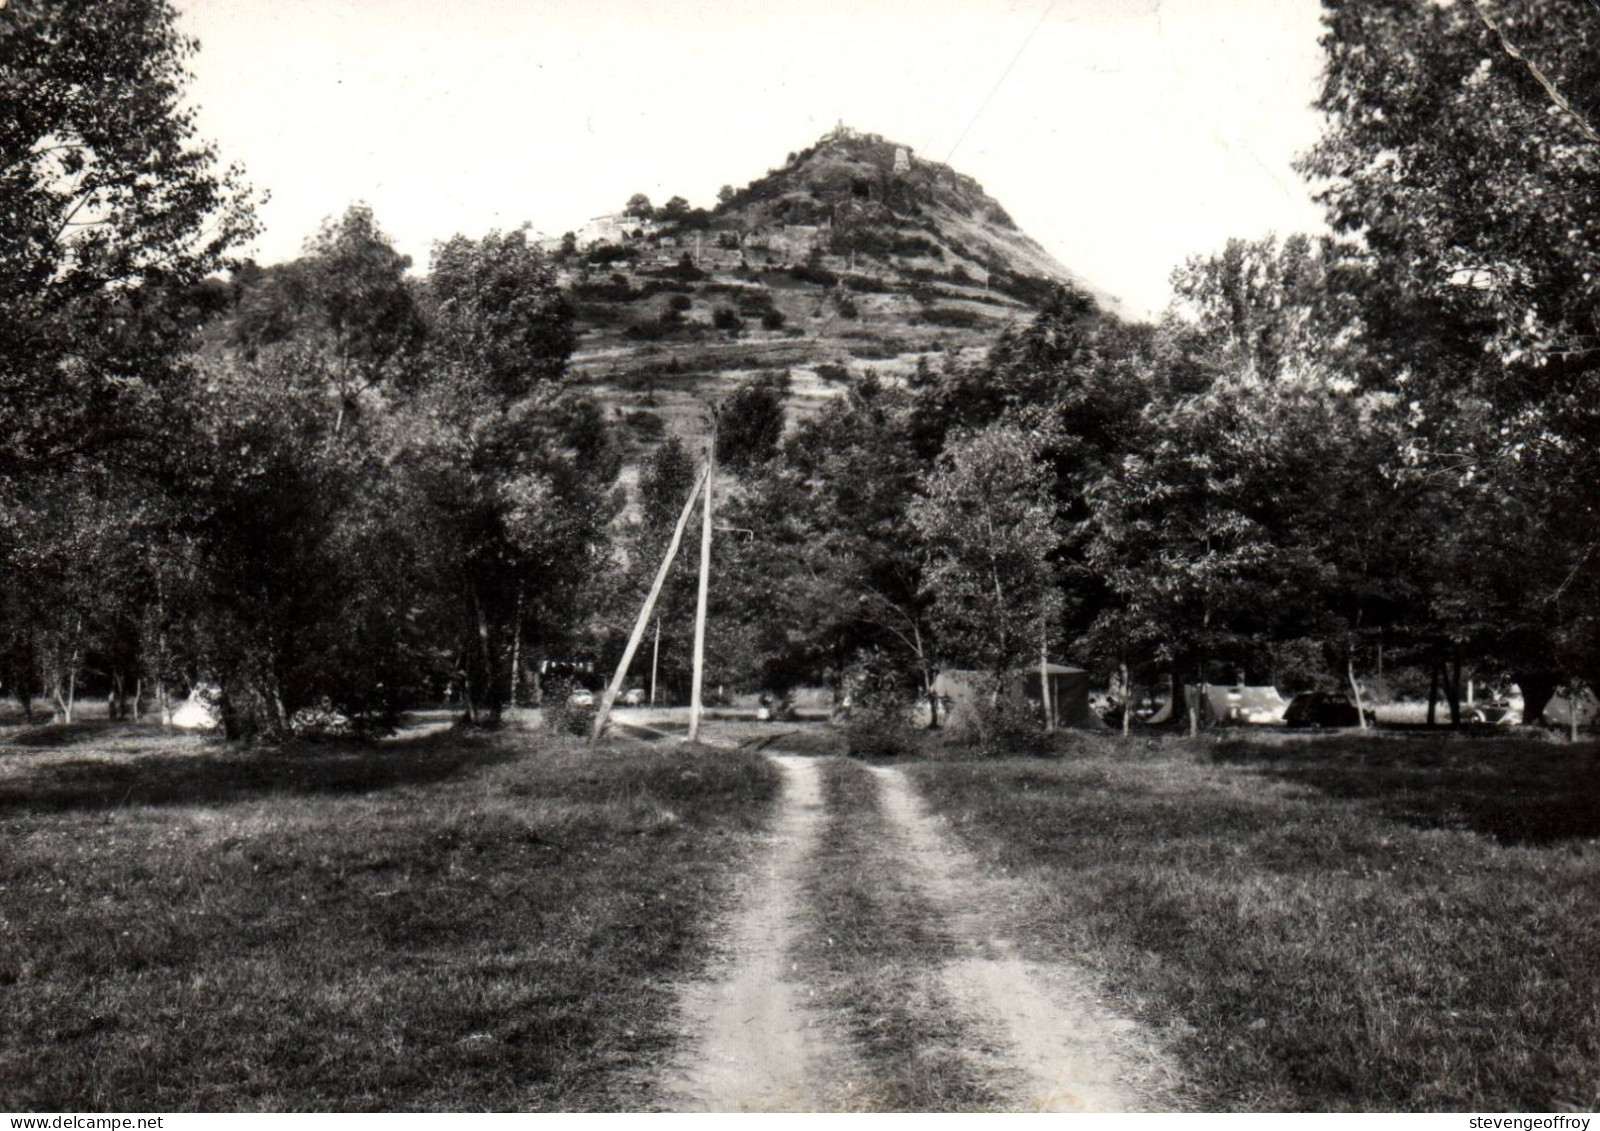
1515 671 1558 725
1445 647 1463 727
1347 657 1369 731
472 588 503 727
508 583 524 708
461 656 479 727
1427 660 1441 727
1039 624 1054 733
1120 661 1131 739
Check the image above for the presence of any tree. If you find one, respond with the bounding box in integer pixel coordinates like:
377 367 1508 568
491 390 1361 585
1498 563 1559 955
408 227 615 723
709 377 935 706
0 0 257 482
640 437 698 531
717 185 736 206
1299 0 1600 710
232 205 424 433
659 195 691 223
427 227 576 406
716 372 788 473
624 193 654 220
911 422 1061 686
1 0 258 731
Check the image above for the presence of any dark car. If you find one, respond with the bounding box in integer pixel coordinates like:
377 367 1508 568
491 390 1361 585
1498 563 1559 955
1283 691 1370 727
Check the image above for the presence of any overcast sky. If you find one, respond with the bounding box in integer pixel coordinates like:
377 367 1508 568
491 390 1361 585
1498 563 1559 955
174 0 1330 319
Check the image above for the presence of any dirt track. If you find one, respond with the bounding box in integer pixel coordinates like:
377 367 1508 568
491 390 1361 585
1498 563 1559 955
665 753 1160 1112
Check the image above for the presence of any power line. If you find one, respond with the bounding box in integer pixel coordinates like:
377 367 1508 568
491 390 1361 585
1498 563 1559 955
942 0 1058 167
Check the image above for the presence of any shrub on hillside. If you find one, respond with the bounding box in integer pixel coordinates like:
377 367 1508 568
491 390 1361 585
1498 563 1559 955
919 306 983 329
585 243 638 266
789 263 838 287
712 306 743 332
760 308 786 330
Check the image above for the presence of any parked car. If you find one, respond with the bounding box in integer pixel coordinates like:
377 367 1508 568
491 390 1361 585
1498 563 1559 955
567 687 595 708
1465 700 1514 725
620 687 646 707
1283 691 1372 727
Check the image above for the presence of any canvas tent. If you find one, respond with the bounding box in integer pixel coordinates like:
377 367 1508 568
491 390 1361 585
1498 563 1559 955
932 663 1100 730
1201 683 1289 725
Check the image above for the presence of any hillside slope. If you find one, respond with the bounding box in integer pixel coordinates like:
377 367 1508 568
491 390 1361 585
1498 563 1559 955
554 125 1120 465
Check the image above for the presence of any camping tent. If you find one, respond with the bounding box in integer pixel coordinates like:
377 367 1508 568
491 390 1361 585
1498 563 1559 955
932 663 1100 730
1201 683 1289 725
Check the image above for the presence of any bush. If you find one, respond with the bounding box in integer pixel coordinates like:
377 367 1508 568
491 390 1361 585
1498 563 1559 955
584 243 638 266
760 308 786 330
919 306 983 328
789 263 838 287
541 678 595 737
969 694 1053 757
711 306 743 331
839 650 920 758
833 293 859 319
667 293 692 312
844 706 920 758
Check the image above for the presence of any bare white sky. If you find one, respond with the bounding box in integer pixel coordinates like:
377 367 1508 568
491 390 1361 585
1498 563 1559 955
175 0 1329 319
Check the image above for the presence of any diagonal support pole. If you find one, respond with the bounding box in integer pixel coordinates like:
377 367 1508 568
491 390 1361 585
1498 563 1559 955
590 466 708 744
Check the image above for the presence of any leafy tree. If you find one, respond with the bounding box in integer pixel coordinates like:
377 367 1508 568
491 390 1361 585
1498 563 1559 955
0 0 258 483
1299 0 1600 709
911 421 1061 686
428 227 576 406
232 204 424 432
639 436 698 531
408 228 615 723
709 377 935 706
0 0 258 729
659 195 691 223
716 372 788 473
717 185 736 206
624 193 654 220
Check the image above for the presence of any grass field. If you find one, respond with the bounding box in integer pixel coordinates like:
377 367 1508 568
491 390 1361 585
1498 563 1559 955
909 733 1600 1111
0 719 777 1111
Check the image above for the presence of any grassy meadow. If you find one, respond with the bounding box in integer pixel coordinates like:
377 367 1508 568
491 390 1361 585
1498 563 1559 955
909 732 1600 1111
0 719 777 1111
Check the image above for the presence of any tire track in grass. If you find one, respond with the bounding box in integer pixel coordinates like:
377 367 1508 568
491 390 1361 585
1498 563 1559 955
663 754 849 1111
866 763 1151 1112
793 757 1010 1111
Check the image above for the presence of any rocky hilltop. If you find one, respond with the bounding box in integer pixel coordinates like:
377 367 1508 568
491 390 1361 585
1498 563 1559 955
554 125 1119 463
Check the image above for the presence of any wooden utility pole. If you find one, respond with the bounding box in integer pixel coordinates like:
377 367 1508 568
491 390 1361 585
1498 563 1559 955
688 416 717 742
590 467 708 743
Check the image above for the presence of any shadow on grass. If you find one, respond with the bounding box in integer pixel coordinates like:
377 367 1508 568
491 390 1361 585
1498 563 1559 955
0 720 518 816
1213 735 1600 846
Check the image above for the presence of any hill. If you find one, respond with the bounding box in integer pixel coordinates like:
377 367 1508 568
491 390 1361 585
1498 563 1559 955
553 125 1122 467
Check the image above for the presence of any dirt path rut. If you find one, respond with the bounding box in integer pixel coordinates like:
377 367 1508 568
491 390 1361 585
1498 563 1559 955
666 753 1158 1112
665 755 844 1111
868 764 1142 1112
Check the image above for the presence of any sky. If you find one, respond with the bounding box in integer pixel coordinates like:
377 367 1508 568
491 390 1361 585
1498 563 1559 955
174 0 1331 319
